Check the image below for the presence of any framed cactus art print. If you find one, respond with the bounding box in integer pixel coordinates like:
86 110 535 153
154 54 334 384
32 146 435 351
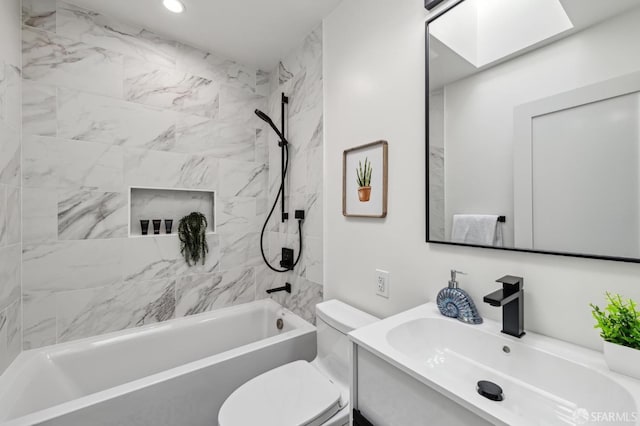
342 140 388 218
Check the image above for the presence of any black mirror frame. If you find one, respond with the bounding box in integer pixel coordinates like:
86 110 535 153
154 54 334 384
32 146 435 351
424 0 640 264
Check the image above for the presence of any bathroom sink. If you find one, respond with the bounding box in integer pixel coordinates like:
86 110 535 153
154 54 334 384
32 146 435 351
349 303 640 426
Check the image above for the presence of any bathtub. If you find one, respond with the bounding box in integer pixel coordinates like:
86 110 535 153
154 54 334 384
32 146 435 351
0 299 316 426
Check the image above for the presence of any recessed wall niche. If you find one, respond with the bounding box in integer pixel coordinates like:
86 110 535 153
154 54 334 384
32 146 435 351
129 187 216 237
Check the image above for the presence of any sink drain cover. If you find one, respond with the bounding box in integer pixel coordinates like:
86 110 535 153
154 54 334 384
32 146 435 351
477 380 504 401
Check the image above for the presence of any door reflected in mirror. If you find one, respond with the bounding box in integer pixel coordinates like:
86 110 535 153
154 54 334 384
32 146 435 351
427 0 640 261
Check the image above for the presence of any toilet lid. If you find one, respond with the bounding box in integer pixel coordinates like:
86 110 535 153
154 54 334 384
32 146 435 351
218 361 342 426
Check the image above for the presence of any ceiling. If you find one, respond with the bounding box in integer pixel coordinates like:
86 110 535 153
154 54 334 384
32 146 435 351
69 0 343 70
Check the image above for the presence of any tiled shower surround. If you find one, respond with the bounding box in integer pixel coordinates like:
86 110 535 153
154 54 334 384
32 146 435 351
19 0 323 351
0 0 22 373
259 27 324 313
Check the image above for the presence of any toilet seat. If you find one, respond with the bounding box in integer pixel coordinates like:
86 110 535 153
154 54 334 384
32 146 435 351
218 360 342 426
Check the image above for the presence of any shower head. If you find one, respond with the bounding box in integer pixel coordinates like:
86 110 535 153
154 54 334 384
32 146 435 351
255 109 287 143
254 109 273 125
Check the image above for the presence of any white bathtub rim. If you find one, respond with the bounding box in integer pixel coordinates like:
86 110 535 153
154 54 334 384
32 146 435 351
1 299 300 391
0 300 315 426
22 299 302 357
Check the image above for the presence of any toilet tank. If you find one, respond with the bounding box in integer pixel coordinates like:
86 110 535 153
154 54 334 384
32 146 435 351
314 300 378 388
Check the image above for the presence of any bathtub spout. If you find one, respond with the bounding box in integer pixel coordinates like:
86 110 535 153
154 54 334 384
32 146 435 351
266 283 292 294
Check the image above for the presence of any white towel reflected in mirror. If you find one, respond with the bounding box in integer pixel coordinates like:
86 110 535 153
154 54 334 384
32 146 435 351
451 215 504 247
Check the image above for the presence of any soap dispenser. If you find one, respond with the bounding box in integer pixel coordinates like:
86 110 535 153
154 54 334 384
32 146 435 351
436 270 483 324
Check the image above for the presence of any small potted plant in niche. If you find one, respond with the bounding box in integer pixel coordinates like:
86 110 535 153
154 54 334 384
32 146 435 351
178 212 209 266
590 293 640 379
356 157 372 202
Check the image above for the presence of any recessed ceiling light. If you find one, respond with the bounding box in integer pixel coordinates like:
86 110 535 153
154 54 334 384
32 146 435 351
163 0 185 14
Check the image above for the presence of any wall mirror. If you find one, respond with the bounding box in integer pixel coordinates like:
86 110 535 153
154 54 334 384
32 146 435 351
427 0 640 262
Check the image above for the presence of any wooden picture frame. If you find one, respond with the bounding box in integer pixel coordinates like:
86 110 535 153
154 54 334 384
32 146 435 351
343 140 388 218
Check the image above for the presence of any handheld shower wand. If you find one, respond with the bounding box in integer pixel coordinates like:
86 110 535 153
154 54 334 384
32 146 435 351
255 109 287 145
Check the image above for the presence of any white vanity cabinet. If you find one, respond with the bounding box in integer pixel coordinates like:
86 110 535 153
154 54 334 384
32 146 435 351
348 303 640 426
350 344 493 426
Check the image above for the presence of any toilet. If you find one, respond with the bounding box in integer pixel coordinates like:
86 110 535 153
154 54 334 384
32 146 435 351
218 300 378 426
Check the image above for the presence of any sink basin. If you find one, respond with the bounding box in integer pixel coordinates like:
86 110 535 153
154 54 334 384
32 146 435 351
349 303 640 426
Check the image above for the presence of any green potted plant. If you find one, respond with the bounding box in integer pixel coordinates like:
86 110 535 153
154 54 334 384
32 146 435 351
356 157 372 202
590 293 640 379
178 212 209 266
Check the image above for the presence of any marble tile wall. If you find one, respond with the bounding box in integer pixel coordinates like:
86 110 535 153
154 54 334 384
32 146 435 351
429 146 445 240
428 90 445 240
258 26 324 324
20 0 269 350
19 0 325 352
0 0 22 374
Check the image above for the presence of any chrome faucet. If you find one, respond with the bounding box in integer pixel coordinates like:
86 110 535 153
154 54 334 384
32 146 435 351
483 275 525 338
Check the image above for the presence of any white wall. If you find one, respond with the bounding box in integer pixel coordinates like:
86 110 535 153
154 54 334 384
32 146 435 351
323 0 640 351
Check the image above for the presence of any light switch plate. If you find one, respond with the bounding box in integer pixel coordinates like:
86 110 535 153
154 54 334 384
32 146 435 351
375 269 390 298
